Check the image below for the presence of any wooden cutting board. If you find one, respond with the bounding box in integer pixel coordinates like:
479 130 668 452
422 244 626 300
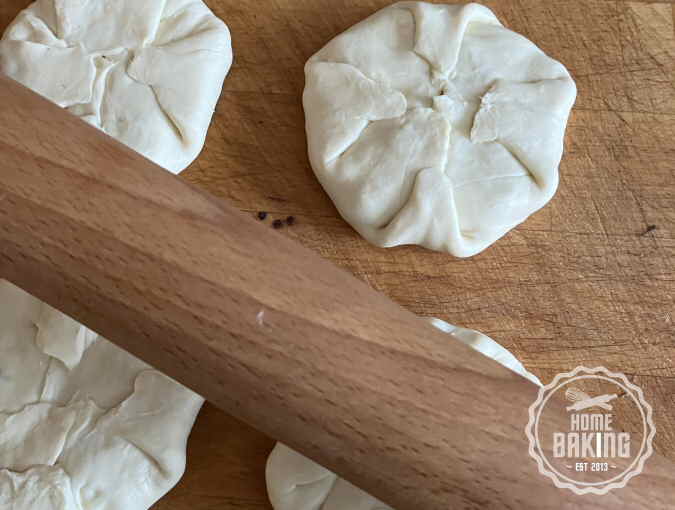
1 1 674 508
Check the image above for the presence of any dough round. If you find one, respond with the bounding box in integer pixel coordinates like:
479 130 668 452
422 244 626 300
0 281 204 510
266 317 541 510
303 2 576 256
0 0 233 174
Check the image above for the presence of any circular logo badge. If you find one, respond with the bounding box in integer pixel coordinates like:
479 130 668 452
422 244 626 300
525 366 655 495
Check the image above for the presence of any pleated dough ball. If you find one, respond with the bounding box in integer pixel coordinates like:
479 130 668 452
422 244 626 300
303 2 576 256
0 281 204 510
0 0 233 174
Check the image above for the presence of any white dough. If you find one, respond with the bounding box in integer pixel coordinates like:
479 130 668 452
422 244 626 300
303 2 577 256
266 317 541 510
0 0 233 174
0 280 204 510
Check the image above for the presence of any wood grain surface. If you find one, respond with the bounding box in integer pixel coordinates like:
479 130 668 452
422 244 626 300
1 0 673 508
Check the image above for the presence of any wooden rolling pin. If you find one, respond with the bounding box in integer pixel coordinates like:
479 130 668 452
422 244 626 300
0 75 672 509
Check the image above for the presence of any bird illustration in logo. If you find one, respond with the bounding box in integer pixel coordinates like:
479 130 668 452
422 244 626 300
565 387 618 412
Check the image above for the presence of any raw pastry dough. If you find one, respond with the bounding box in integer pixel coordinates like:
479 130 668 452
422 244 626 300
266 317 541 510
0 0 233 174
0 280 204 510
303 2 576 256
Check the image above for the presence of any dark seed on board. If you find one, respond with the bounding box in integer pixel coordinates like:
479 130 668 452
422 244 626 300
257 211 267 220
272 219 284 229
286 216 295 226
641 224 657 236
